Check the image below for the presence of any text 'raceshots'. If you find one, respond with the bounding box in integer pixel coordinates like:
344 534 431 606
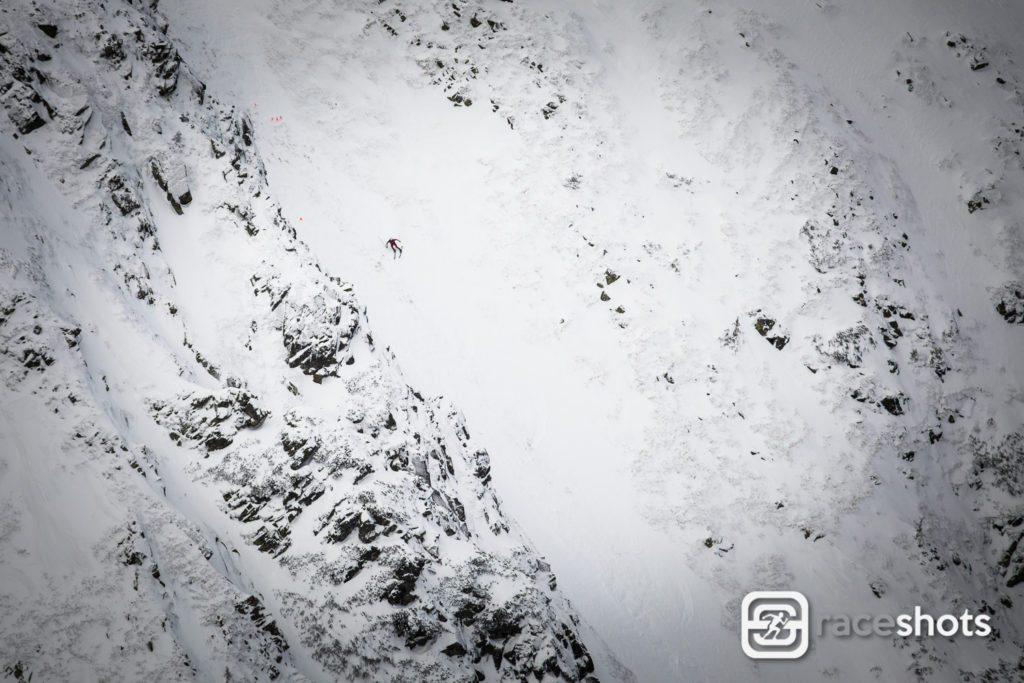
741 591 993 660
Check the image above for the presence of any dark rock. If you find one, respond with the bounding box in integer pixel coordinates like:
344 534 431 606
150 388 268 453
391 609 439 648
994 282 1024 324
107 174 141 215
880 319 902 348
36 24 58 38
559 622 596 678
998 528 1024 588
382 557 426 606
98 33 126 62
281 430 320 470
472 450 491 483
234 391 269 428
967 192 990 213
167 193 183 215
265 276 360 377
753 316 789 350
79 154 102 169
483 606 522 641
455 600 486 625
16 111 46 135
204 435 233 451
325 511 360 544
329 546 381 584
879 395 904 416
252 524 290 556
234 595 290 665
142 38 183 96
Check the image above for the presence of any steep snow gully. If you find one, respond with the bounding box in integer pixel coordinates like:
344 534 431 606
2 0 1024 681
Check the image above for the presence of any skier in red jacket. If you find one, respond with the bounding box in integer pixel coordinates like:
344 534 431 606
386 238 403 259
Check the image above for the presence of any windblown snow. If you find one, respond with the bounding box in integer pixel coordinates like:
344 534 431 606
1 0 1023 681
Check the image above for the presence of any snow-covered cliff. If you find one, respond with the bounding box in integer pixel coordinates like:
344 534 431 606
0 1 600 680
3 0 1024 681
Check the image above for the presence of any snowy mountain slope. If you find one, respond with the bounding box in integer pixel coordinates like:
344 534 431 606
0 132 298 682
0 1 603 681
3 0 1024 681
161 0 1024 681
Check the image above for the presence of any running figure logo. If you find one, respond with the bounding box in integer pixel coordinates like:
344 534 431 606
741 591 810 659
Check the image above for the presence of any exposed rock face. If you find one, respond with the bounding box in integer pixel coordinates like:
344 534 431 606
0 0 599 681
752 313 790 350
817 324 874 368
993 281 1024 324
0 282 302 682
151 388 269 452
0 290 78 387
6 0 1024 680
251 265 362 379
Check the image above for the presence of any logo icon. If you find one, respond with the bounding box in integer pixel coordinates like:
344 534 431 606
741 591 810 659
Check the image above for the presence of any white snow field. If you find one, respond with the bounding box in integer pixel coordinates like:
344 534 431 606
2 0 1024 681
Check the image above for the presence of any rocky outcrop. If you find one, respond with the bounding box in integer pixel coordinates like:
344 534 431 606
0 0 599 680
817 323 874 368
752 313 789 350
251 266 361 380
970 431 1024 498
0 289 79 388
150 388 269 452
993 281 1024 324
